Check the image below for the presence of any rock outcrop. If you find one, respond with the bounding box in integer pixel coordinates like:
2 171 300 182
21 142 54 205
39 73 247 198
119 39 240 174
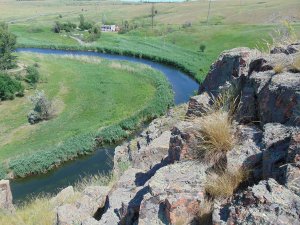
50 43 300 225
0 180 14 213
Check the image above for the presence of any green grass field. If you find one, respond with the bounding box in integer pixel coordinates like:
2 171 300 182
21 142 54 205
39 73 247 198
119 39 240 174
3 0 299 81
0 53 173 178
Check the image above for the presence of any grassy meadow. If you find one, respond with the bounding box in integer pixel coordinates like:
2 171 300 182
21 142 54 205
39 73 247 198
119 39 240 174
0 53 173 178
1 0 299 82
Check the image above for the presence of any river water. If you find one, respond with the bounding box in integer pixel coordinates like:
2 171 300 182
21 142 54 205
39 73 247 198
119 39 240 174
11 48 199 203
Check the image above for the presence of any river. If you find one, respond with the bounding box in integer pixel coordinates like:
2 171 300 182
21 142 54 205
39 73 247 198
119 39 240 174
11 48 199 203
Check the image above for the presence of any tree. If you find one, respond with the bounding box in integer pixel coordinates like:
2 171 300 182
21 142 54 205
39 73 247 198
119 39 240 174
0 23 17 70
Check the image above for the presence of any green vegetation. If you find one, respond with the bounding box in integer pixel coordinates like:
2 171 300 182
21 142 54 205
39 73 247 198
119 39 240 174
25 65 40 85
0 54 173 178
0 23 17 70
0 73 24 100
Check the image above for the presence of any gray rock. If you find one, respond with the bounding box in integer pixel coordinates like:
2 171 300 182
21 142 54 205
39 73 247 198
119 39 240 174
99 168 146 225
227 125 263 174
262 123 295 180
199 47 255 95
213 179 300 225
76 186 109 216
132 131 171 171
139 161 208 225
168 121 199 163
186 92 211 117
258 72 300 125
271 43 300 55
56 204 89 225
0 180 14 213
50 186 74 206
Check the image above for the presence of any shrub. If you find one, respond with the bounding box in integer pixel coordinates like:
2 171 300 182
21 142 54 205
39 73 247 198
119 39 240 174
79 14 93 31
195 111 235 163
84 26 101 42
28 90 55 124
53 21 77 33
0 73 24 100
205 169 248 199
25 65 40 85
199 44 206 53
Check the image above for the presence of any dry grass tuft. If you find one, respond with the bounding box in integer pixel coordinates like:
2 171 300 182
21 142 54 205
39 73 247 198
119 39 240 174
205 169 248 199
74 172 115 192
197 199 213 224
0 195 55 225
273 63 285 74
195 111 235 163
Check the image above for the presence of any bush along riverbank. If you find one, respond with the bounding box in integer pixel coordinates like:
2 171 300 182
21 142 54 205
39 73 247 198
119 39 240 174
17 43 203 82
0 63 174 179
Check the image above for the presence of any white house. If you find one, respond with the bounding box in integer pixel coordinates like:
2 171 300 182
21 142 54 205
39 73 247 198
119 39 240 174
101 25 119 32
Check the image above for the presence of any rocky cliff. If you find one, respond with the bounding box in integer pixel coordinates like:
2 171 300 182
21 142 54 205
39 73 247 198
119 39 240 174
1 43 300 225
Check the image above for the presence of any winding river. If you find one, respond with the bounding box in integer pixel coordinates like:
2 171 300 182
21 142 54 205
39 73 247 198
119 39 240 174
11 48 199 203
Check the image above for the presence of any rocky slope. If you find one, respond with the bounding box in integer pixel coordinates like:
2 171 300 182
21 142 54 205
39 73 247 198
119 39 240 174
1 43 300 224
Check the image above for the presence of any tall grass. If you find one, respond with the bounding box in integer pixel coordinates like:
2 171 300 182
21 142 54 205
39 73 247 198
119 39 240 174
0 195 55 225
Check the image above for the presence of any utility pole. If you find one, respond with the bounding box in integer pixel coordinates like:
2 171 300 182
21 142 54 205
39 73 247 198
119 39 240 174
206 0 212 25
151 3 155 29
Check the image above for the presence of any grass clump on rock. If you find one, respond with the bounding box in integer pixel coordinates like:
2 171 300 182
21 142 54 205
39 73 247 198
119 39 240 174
205 169 248 199
196 110 235 163
195 90 237 163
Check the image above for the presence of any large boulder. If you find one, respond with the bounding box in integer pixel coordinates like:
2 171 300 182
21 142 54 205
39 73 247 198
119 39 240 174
213 179 300 225
0 180 14 213
226 125 263 177
50 186 74 206
131 131 171 171
257 72 300 125
55 185 109 225
99 168 147 224
199 47 255 95
186 92 211 117
262 123 298 181
138 161 208 225
168 121 199 163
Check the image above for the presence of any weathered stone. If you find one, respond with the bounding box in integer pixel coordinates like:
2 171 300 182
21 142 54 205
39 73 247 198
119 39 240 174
0 180 14 213
199 47 255 95
258 72 300 125
227 125 263 175
262 123 295 180
82 217 101 225
50 186 74 206
56 204 89 225
139 162 207 225
186 92 211 117
76 186 109 216
168 121 199 163
271 43 300 55
132 131 171 171
99 168 146 224
213 179 300 225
